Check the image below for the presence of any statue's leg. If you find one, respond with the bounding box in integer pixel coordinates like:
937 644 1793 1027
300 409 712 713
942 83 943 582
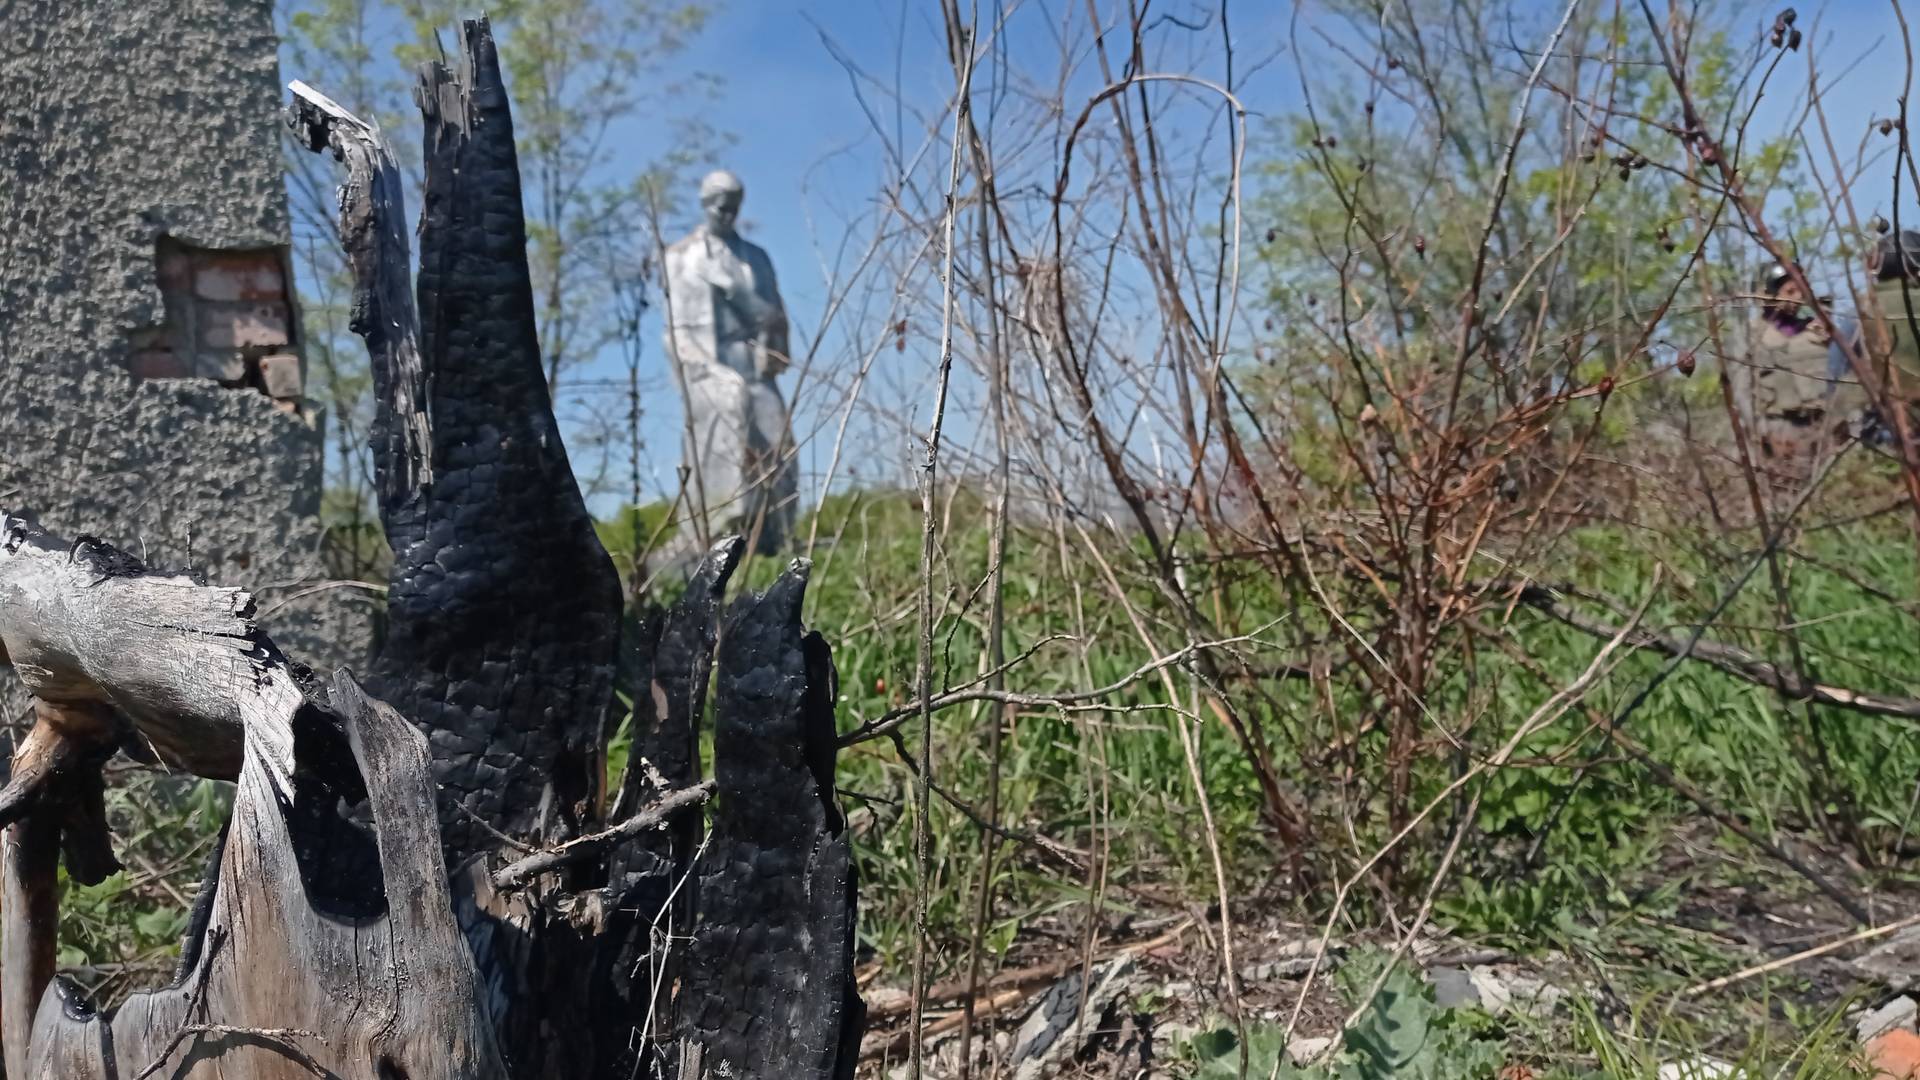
746 380 799 552
684 366 753 543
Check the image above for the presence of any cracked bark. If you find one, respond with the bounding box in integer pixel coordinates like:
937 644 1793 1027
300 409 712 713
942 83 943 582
676 564 865 1080
0 515 508 1079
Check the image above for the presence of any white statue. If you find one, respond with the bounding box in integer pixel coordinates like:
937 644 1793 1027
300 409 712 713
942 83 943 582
662 169 797 556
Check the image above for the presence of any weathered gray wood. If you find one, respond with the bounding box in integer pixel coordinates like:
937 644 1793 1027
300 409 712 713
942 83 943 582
0 514 252 781
0 700 118 884
0 513 257 1074
0 510 505 1076
286 79 432 506
19 668 508 1079
2 814 59 1080
0 514 253 1076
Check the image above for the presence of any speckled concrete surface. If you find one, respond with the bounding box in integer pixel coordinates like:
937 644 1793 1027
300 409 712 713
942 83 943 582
0 0 374 685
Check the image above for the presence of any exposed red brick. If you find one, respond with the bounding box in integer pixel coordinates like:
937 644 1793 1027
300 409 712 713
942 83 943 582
258 352 302 400
128 325 170 350
128 349 189 380
193 251 285 302
200 302 289 350
1870 1030 1920 1079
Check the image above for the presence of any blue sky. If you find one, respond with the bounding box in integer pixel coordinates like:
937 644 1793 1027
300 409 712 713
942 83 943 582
663 0 1297 313
280 0 1920 514
662 0 1920 308
639 0 1920 502
539 0 1299 510
1748 0 1912 223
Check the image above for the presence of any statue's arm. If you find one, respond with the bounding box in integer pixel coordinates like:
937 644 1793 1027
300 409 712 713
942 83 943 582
752 248 791 374
661 243 706 369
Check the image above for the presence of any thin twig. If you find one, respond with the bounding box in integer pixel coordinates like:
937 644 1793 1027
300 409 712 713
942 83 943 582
1525 590 1920 721
909 27 977 1079
840 625 1283 745
867 918 1194 1060
1683 911 1920 997
491 781 715 889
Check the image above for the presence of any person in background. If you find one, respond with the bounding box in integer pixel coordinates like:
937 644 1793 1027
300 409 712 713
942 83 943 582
1836 229 1920 448
1738 260 1846 467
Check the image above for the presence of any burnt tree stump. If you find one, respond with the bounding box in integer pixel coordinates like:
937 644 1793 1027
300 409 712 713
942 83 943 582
677 567 865 1078
377 23 624 865
0 15 863 1080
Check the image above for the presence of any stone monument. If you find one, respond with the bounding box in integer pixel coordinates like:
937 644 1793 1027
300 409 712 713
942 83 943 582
0 0 372 678
661 169 798 556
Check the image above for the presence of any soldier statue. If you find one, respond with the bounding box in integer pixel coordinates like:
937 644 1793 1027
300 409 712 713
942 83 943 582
662 169 797 557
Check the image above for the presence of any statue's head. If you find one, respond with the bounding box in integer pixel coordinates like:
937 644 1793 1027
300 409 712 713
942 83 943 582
699 169 745 237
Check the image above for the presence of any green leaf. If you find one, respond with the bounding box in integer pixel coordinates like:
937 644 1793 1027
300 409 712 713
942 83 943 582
135 906 184 943
1192 1023 1294 1080
1342 961 1436 1077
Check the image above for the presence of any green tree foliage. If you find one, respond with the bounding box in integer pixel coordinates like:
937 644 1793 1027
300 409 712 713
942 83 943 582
280 0 724 559
1247 0 1807 443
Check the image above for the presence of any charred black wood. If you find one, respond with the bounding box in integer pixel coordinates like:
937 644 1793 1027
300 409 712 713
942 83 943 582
622 537 743 817
611 537 742 887
677 561 864 1080
293 25 625 1075
288 19 866 1079
593 538 744 1080
390 18 623 858
295 18 625 862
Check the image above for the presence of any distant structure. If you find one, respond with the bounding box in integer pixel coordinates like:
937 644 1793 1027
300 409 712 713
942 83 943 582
661 169 799 557
0 0 371 676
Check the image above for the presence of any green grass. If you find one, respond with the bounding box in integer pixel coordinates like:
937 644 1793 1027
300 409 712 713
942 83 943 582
774 488 1920 952
67 476 1920 1068
765 481 1918 1070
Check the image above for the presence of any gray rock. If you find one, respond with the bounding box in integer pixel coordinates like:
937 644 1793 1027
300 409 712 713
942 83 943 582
1010 956 1137 1080
1465 964 1564 1018
1428 965 1479 1009
1855 927 1920 992
1855 995 1918 1043
1286 1035 1336 1066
